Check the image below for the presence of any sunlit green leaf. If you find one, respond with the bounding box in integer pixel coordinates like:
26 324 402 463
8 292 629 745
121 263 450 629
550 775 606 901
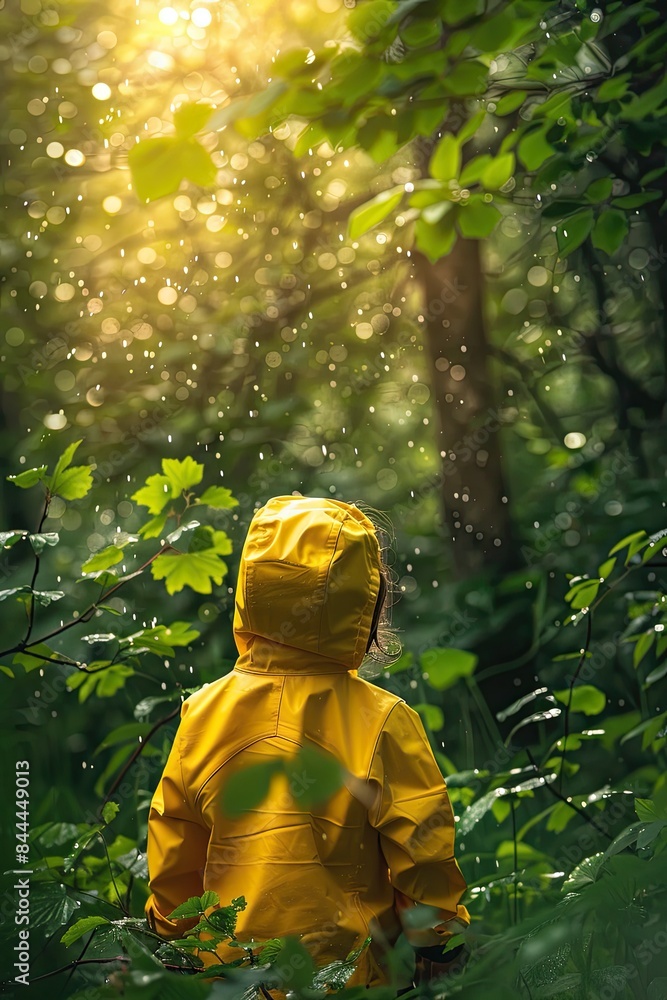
481 152 515 190
173 101 214 137
151 549 229 594
196 485 239 509
162 456 204 494
422 648 478 690
138 512 170 539
81 544 124 574
518 125 553 170
553 685 606 715
413 703 445 731
7 466 47 489
456 196 501 239
102 800 120 824
415 211 457 261
347 188 403 240
61 916 110 947
430 133 461 182
131 474 172 515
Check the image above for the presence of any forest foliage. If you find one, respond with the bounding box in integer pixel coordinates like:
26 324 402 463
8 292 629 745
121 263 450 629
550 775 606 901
1 0 667 996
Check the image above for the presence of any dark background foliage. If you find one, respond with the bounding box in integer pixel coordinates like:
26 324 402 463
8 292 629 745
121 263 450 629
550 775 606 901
1 0 666 996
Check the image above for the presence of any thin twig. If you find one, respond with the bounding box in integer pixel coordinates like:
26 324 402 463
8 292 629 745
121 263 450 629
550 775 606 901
525 748 613 840
0 544 177 659
99 703 181 814
29 956 130 982
22 494 50 646
558 611 593 796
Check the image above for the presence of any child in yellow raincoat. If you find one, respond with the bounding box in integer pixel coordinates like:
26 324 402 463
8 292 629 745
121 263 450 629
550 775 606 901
145 495 470 992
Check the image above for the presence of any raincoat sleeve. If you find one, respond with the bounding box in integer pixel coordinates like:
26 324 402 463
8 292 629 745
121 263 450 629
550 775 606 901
144 705 211 938
368 700 470 949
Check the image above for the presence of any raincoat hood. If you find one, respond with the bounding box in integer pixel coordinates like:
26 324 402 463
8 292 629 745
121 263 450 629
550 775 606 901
233 495 382 673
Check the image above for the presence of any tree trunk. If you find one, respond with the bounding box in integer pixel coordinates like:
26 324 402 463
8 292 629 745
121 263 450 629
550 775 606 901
414 238 515 578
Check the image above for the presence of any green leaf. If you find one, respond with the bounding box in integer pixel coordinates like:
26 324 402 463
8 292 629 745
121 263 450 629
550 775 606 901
206 79 288 133
61 916 110 947
95 722 153 754
196 485 239 510
273 938 315 991
481 152 515 190
124 620 200 656
7 466 47 489
459 154 493 187
189 526 232 554
0 530 27 548
347 188 404 240
596 74 630 102
30 882 77 929
562 853 605 892
430 133 461 182
151 528 231 594
167 891 219 920
413 703 445 731
591 208 629 255
611 190 662 209
518 125 554 171
13 643 60 673
49 466 94 501
633 630 655 669
585 177 614 202
456 196 501 239
645 661 667 688
138 512 170 539
128 136 216 202
441 59 488 96
220 759 283 818
69 663 135 703
635 798 667 823
28 532 59 554
162 456 204 494
565 579 600 610
285 744 344 809
81 545 124 574
32 589 66 606
47 441 93 499
494 90 527 116
165 520 201 545
205 896 246 937
50 440 81 477
553 685 606 715
421 648 478 690
556 209 595 257
131 474 173 515
0 586 31 602
414 211 457 262
609 529 649 563
597 557 616 580
102 801 120 824
173 102 214 137
259 938 287 964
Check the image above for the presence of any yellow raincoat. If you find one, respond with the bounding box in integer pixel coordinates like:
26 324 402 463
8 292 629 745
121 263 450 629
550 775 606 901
145 496 470 990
